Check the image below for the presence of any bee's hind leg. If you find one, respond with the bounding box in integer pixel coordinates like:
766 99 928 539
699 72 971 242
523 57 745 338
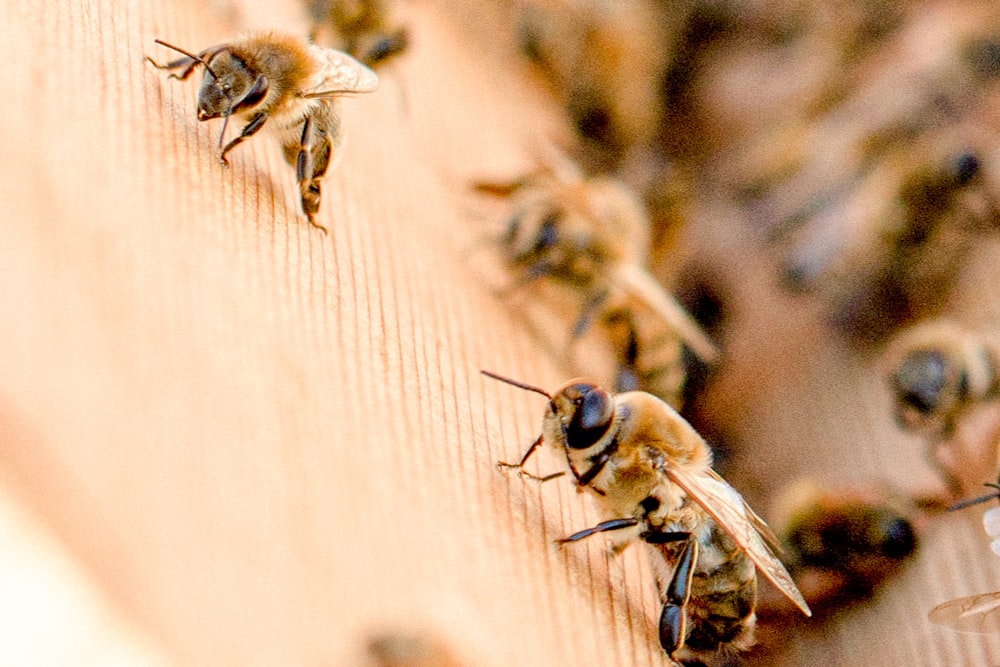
658 536 697 658
295 116 333 234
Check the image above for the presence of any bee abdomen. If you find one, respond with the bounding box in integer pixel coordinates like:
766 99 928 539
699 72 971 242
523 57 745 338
685 544 757 654
685 576 757 653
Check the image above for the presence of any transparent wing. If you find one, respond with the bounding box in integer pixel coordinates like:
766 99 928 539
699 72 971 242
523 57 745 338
665 466 811 616
929 592 1000 633
303 45 379 97
609 263 719 364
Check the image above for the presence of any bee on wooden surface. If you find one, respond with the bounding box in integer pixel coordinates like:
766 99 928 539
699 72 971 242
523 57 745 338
882 320 1000 494
482 370 810 665
473 148 718 368
764 478 918 616
929 477 1000 633
146 33 378 232
306 0 409 69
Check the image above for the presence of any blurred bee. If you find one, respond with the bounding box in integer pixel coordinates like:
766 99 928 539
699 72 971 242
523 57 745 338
602 305 687 409
710 9 1000 344
306 0 409 69
764 478 918 616
365 629 465 667
515 0 690 170
483 370 810 664
882 320 1000 494
473 147 718 368
929 477 1000 633
793 146 995 344
736 6 1000 240
146 33 378 232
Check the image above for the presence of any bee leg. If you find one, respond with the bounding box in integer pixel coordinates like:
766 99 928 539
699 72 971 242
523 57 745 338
571 288 611 338
295 116 333 233
925 438 964 498
144 55 200 79
219 112 269 166
603 307 642 392
497 434 564 482
471 178 529 198
556 518 640 544
658 536 697 658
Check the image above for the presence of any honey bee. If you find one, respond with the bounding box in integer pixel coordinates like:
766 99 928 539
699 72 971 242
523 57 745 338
482 370 810 664
146 33 378 232
764 478 919 616
882 320 1000 494
473 147 718 368
928 477 1000 633
306 0 409 69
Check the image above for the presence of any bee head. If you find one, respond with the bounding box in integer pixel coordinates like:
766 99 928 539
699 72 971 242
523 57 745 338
196 49 270 121
548 381 615 450
890 347 965 432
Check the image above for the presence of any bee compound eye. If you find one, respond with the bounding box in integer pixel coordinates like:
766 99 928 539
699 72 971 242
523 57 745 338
893 350 948 414
880 516 917 559
565 385 613 450
955 153 980 185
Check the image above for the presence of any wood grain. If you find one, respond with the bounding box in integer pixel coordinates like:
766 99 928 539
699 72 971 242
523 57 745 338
3 1 1000 666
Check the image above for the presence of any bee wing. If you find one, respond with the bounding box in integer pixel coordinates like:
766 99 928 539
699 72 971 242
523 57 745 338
742 499 785 555
609 263 719 364
929 592 1000 633
302 45 379 97
665 466 812 616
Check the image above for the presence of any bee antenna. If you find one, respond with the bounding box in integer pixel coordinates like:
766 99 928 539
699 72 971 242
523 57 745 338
946 484 1000 511
153 39 220 81
481 370 551 399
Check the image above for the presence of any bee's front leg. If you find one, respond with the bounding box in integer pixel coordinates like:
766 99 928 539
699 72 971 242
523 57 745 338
497 434 564 482
144 54 200 79
220 112 269 166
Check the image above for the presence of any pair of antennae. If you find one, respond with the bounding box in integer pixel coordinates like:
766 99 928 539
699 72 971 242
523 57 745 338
481 370 551 399
153 39 233 150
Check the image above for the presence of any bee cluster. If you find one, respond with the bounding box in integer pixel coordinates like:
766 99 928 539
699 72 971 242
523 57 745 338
144 0 1000 664
473 0 1000 664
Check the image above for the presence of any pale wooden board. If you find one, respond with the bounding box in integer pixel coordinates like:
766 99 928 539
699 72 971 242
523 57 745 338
2 1 1000 666
0 476 170 667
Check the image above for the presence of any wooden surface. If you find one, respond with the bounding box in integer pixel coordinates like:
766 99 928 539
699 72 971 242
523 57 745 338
3 1 1000 665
